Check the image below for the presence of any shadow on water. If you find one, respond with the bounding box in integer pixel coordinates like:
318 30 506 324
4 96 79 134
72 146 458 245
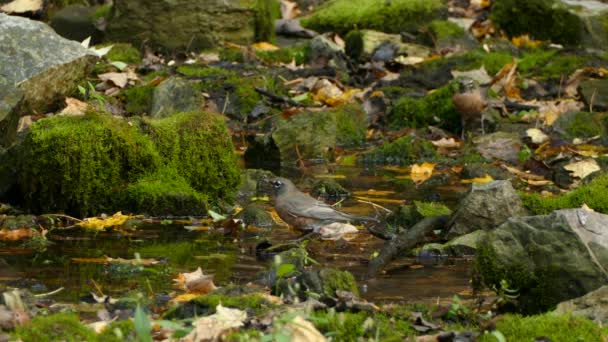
0 164 473 305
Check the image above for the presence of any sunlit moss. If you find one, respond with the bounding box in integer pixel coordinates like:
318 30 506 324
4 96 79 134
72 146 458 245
104 43 142 64
123 85 154 115
13 313 97 342
477 313 608 341
360 135 438 165
310 309 414 341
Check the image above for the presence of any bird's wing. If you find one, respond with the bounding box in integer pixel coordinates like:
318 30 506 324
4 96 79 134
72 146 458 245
283 192 354 221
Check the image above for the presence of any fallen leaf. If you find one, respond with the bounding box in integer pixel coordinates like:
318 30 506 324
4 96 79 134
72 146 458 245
511 34 543 48
280 0 300 19
461 174 494 184
525 128 549 144
58 97 89 116
283 316 327 342
183 305 246 342
352 190 396 196
411 162 435 185
173 267 217 294
563 159 600 179
0 228 34 241
0 0 42 13
431 137 461 148
98 72 129 88
318 222 358 240
251 42 280 51
451 66 492 85
77 212 135 231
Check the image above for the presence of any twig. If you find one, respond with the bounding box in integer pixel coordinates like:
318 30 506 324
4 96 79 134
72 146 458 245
90 279 105 297
34 287 64 298
254 87 301 106
42 214 82 222
294 144 307 171
356 199 393 214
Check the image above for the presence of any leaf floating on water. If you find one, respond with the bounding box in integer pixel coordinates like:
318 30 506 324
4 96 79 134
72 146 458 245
0 228 34 241
208 209 227 222
411 162 435 185
461 174 494 184
76 212 136 231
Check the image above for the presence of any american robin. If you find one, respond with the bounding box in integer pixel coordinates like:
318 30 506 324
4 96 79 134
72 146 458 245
270 177 377 232
452 78 487 139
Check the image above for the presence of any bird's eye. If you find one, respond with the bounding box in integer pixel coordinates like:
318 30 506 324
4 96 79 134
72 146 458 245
272 180 283 188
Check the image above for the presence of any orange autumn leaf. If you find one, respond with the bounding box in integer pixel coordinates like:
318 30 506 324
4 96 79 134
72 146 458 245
0 228 34 241
411 162 435 185
461 174 494 184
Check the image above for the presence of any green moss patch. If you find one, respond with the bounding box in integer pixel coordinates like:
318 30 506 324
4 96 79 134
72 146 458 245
301 0 445 35
311 310 414 341
388 82 460 132
105 43 142 64
520 174 608 215
335 103 368 147
146 111 240 203
98 319 136 342
123 85 155 115
124 166 208 216
254 0 280 42
13 313 97 342
491 0 583 45
478 313 607 341
255 44 310 65
320 268 359 297
18 112 160 216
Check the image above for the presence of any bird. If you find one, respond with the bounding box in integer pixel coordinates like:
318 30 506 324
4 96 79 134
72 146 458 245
269 177 378 233
452 78 488 140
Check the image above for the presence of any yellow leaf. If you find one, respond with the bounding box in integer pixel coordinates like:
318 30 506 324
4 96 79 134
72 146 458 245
461 174 494 184
410 162 435 185
77 212 134 231
313 174 346 179
511 34 542 48
251 42 279 51
172 293 199 303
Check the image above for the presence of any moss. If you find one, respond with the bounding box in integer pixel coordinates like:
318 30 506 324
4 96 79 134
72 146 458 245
388 82 461 132
146 111 240 204
477 313 607 342
360 135 438 165
561 111 606 138
219 48 246 63
13 313 97 342
254 0 280 42
165 292 276 319
18 112 160 217
520 174 608 215
104 43 142 64
491 0 582 45
427 20 465 40
91 4 112 20
311 179 350 199
124 166 208 216
123 85 155 115
301 0 445 35
319 268 359 297
310 310 414 341
98 319 136 342
335 103 367 147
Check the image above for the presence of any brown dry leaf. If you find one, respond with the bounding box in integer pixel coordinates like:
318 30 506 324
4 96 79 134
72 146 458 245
280 0 300 19
354 196 404 204
0 0 42 13
77 212 134 231
525 179 553 186
183 305 247 342
58 97 89 116
98 72 129 88
461 174 494 184
431 137 461 148
283 316 327 342
501 164 546 181
540 99 584 126
572 144 608 158
411 162 435 185
173 267 217 294
251 42 280 51
0 228 34 241
563 159 600 179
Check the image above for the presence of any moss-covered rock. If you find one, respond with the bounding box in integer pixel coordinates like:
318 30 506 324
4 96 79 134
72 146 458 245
164 290 276 319
105 43 141 64
150 77 203 119
388 201 452 228
552 111 607 140
301 0 446 35
311 309 414 341
388 82 460 132
145 111 240 204
520 173 608 215
98 319 136 342
255 44 310 65
18 112 160 216
319 268 359 297
124 167 208 216
13 313 97 342
335 103 368 147
235 204 274 227
359 135 438 165
311 179 350 199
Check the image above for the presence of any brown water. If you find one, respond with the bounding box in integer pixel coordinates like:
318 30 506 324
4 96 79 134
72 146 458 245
0 164 473 305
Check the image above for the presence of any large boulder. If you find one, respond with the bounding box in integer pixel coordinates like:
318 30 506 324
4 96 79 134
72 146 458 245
555 285 608 325
446 180 527 238
0 13 96 146
491 0 608 49
106 0 278 51
475 208 608 313
49 4 104 44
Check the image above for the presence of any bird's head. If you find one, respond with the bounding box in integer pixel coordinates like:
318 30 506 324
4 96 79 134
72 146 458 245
457 77 477 93
269 177 293 196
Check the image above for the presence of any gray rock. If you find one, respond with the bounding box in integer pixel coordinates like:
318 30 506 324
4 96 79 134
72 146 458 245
235 204 274 227
478 208 608 313
474 132 522 164
150 77 203 119
446 180 527 238
236 169 276 205
107 0 270 51
442 230 489 256
555 285 608 325
578 79 608 111
0 13 96 146
309 33 348 71
50 4 103 44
